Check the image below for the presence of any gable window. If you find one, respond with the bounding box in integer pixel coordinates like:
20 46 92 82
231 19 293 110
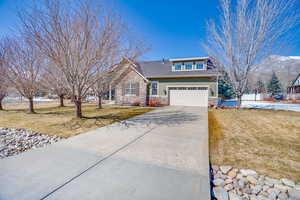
151 81 158 96
185 62 193 70
195 62 204 70
124 82 139 96
174 63 182 71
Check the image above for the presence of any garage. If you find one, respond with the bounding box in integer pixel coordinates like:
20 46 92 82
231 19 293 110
169 87 208 107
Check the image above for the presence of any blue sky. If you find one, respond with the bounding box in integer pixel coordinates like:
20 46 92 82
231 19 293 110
0 0 299 61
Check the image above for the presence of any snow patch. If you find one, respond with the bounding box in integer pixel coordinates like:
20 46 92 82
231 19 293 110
277 56 300 61
241 101 300 112
289 56 300 60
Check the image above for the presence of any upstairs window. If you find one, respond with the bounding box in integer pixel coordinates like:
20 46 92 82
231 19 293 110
195 62 204 70
174 63 182 71
185 62 193 70
172 60 207 71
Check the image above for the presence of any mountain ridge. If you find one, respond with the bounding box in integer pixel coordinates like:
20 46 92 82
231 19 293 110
249 55 300 91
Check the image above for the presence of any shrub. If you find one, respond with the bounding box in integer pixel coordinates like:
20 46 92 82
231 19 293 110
148 99 161 107
263 97 276 102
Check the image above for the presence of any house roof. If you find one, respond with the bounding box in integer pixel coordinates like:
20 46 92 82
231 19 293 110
135 59 219 79
169 57 209 62
288 73 300 87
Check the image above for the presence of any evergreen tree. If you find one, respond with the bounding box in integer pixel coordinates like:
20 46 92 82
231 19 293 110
218 70 235 99
267 72 282 96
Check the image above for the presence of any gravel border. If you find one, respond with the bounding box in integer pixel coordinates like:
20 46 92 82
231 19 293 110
0 127 61 159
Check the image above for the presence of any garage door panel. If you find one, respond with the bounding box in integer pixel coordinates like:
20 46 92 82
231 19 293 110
169 87 208 107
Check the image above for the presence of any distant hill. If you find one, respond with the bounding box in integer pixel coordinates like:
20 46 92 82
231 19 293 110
249 55 300 91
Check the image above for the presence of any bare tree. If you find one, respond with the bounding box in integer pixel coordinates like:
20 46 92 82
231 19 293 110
6 39 43 113
204 0 299 107
19 0 132 118
92 72 113 109
0 45 8 110
92 41 148 109
41 63 68 107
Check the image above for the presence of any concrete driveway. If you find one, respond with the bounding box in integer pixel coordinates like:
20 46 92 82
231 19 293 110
0 106 210 200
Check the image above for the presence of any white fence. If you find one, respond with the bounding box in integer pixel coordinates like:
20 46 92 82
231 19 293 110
241 93 269 101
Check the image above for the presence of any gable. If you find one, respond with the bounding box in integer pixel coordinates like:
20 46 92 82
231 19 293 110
113 63 147 87
291 74 300 86
292 75 300 86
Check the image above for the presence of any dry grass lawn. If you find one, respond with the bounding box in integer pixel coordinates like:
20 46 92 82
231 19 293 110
0 103 153 138
209 108 300 182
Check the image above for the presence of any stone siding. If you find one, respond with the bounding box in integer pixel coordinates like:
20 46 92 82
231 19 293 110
148 96 168 106
115 70 148 106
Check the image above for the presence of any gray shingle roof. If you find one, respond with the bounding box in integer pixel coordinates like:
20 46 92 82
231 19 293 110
136 60 219 78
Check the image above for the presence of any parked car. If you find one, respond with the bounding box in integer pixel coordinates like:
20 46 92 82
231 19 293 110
273 94 284 100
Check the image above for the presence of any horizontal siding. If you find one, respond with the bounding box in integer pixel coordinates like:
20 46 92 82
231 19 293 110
149 77 218 98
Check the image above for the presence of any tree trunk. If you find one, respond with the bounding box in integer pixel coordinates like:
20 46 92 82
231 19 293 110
28 97 35 113
0 98 3 110
97 96 102 109
236 95 242 109
59 95 65 107
74 99 82 118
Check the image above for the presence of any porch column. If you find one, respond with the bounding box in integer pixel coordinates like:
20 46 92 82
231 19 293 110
109 84 112 101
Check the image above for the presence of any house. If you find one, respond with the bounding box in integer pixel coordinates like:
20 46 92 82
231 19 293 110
287 73 300 100
111 57 219 107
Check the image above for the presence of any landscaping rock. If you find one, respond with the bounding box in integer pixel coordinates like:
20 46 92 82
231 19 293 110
214 178 225 186
252 185 262 195
0 127 61 159
228 170 237 179
289 189 300 200
274 184 290 192
229 191 242 200
281 178 295 187
220 166 232 174
240 169 257 177
224 183 234 191
265 177 281 186
278 192 288 200
212 165 219 172
210 165 299 200
247 175 258 184
213 186 229 200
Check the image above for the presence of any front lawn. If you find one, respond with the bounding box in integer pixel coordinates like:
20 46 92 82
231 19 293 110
209 108 300 182
0 103 153 138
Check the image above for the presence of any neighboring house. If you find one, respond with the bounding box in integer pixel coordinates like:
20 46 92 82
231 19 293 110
112 57 219 107
287 73 300 100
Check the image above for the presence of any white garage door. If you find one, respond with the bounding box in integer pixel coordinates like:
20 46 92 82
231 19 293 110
169 87 208 107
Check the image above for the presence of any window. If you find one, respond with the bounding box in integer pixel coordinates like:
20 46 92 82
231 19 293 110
172 60 207 71
196 62 204 70
184 62 193 70
124 82 139 96
151 81 158 96
174 63 182 71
